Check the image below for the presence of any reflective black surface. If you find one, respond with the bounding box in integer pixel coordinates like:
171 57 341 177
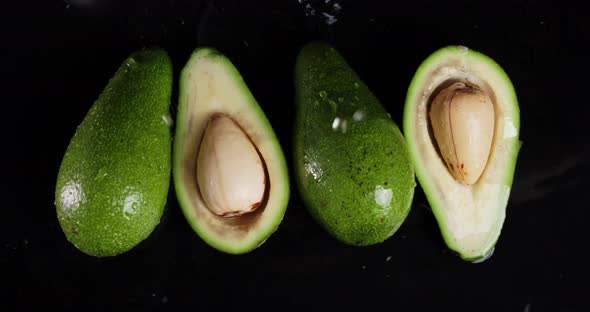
5 0 589 310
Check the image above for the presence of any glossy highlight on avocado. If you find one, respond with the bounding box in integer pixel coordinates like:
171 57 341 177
403 46 521 261
294 42 415 246
55 49 173 257
173 47 289 254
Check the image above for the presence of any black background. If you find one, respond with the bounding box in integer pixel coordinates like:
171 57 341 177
3 0 589 310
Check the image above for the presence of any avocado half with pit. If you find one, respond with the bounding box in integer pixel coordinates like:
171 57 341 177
404 46 521 260
173 48 290 254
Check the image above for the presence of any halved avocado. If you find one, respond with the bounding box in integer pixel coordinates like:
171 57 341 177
173 47 290 254
404 46 521 260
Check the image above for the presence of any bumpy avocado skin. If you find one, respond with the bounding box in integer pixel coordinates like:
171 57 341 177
294 42 415 246
55 49 172 257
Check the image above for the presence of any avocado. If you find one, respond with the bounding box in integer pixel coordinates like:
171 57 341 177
294 42 415 246
55 49 173 257
174 47 290 254
403 46 521 260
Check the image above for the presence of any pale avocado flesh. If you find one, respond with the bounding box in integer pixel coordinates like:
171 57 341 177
174 48 289 254
404 46 520 260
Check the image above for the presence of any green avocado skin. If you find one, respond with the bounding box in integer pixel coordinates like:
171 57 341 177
55 49 172 257
294 42 415 246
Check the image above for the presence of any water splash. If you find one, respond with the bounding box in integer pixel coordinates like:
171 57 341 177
299 0 342 25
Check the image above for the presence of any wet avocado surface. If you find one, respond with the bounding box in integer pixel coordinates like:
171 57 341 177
16 1 584 309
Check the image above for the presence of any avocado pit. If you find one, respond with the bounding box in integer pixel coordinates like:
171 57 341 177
196 113 268 218
428 81 495 185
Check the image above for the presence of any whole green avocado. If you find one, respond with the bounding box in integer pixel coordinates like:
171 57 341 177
294 42 415 246
55 49 173 257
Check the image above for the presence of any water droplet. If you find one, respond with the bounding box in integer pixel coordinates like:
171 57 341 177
352 110 365 121
126 57 137 68
340 119 348 133
94 167 108 181
338 97 344 103
319 90 327 98
353 82 359 88
180 19 185 25
162 114 174 127
457 45 469 54
331 117 341 130
322 12 338 25
523 303 531 312
304 154 323 181
471 247 495 263
386 256 392 262
161 296 169 304
331 117 348 133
